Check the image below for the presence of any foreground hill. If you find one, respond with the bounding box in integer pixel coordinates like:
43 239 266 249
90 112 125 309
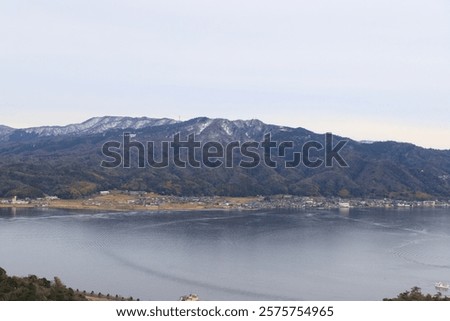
0 267 86 301
0 267 135 301
0 116 449 200
384 287 450 301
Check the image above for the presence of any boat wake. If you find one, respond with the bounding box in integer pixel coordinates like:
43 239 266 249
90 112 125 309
391 238 450 269
101 249 298 301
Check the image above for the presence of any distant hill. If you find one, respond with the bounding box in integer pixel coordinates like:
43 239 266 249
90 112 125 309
0 116 449 200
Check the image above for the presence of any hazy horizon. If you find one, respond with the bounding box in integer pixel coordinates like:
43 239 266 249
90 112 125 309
1 114 448 151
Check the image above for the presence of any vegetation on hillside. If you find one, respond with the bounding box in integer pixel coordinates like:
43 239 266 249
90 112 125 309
383 287 450 301
0 267 136 301
0 267 86 301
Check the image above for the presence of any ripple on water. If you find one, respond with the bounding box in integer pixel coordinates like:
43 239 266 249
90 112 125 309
392 238 450 269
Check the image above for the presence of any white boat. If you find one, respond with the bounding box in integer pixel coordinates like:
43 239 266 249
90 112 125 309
434 282 450 290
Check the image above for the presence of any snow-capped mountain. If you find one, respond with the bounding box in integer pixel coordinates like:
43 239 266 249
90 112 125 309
0 116 283 141
172 117 272 140
0 125 13 137
0 116 179 139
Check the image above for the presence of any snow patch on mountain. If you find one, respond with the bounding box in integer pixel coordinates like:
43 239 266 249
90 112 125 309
0 125 14 140
220 121 234 136
22 116 179 136
196 119 214 135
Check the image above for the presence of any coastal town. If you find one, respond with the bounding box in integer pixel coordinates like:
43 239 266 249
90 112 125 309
1 191 449 212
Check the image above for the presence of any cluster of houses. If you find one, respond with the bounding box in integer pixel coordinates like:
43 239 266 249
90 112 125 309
0 195 59 206
1 192 449 210
94 192 450 210
245 196 448 210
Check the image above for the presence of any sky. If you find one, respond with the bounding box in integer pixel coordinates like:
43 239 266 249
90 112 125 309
0 0 449 149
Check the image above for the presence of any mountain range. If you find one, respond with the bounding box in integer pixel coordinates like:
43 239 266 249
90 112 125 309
0 116 449 200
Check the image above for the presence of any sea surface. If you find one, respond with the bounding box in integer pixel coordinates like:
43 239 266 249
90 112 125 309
1 207 449 300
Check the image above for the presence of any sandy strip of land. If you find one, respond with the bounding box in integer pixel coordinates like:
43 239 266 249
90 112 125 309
0 193 259 212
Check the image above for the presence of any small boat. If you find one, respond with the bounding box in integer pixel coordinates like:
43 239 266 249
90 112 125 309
435 282 450 290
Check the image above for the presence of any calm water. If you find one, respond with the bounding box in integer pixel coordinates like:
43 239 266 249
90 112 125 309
0 207 449 300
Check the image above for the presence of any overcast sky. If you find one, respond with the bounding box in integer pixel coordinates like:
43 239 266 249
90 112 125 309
0 0 449 149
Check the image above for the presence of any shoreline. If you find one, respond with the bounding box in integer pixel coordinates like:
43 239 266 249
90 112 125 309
0 202 249 212
0 194 260 212
1 192 448 213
